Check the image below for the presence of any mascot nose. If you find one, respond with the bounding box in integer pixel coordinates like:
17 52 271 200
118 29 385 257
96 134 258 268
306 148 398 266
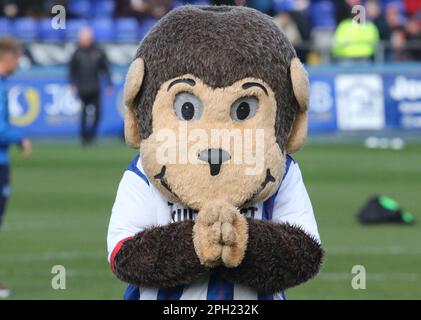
198 148 231 176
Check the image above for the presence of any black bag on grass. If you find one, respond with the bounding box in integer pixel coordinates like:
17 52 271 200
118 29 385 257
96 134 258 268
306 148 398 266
358 196 415 225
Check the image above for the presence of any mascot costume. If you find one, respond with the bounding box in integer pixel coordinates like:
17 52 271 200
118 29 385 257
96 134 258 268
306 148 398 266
107 5 323 300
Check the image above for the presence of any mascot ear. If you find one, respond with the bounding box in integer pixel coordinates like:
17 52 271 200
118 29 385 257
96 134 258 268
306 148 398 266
286 57 310 154
123 58 145 148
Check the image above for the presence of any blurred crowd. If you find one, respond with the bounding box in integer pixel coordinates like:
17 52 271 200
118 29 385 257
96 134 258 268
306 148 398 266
0 0 420 62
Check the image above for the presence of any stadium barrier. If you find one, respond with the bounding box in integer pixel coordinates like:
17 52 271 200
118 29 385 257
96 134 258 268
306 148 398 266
7 63 421 138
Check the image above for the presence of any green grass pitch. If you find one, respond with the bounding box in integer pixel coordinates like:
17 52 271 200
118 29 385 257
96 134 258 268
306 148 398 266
0 140 420 299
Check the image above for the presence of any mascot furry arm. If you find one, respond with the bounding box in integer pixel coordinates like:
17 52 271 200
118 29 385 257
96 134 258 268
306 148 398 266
110 5 323 295
113 220 322 292
113 221 207 288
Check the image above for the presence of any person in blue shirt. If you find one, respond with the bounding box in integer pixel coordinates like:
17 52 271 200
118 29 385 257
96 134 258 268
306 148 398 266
0 37 31 298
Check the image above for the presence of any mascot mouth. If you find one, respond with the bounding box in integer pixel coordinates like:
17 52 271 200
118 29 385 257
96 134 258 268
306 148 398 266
155 165 275 208
241 168 275 207
154 166 183 201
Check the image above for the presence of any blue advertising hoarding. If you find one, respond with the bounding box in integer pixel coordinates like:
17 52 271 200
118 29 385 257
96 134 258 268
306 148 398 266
308 74 337 133
383 75 421 130
307 63 421 133
7 67 125 137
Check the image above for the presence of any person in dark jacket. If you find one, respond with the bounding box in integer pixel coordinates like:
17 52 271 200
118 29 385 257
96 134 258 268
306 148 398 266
69 27 113 146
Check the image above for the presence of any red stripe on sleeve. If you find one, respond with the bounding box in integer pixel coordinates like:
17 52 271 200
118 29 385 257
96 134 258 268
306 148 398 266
110 236 134 273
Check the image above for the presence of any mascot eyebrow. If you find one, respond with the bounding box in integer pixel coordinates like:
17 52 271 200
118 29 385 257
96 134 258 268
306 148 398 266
242 82 268 96
167 78 196 91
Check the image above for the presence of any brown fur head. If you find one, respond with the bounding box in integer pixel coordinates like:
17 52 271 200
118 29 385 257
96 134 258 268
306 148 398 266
124 5 309 210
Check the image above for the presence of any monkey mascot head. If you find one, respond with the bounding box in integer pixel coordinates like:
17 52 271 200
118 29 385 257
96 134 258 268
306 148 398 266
123 5 309 211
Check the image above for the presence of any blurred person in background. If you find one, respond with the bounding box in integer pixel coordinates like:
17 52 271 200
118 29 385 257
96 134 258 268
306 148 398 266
272 0 311 62
365 0 392 60
274 11 303 49
0 0 18 18
385 2 407 30
332 5 380 62
405 12 421 60
0 37 31 298
69 27 113 147
390 26 411 60
366 0 391 40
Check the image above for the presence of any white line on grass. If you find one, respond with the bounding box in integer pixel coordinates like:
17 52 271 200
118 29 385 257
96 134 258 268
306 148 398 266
319 272 421 282
0 251 105 262
326 246 421 255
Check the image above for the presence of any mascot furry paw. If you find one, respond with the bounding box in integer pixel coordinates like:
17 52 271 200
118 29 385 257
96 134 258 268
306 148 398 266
107 5 323 300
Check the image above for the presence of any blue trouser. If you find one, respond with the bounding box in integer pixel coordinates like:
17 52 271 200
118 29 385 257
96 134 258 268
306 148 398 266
0 164 10 227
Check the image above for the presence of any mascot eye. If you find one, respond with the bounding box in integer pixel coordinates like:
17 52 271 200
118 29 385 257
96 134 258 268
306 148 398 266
230 97 259 121
173 92 203 121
